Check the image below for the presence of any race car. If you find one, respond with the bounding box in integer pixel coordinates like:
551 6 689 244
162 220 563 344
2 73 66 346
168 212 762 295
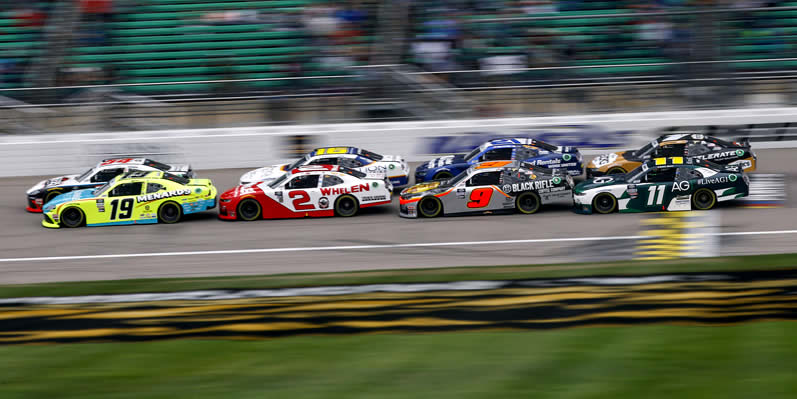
414 137 582 183
400 160 573 218
574 157 749 214
42 171 216 228
26 158 194 213
220 164 392 220
586 133 756 178
239 146 409 187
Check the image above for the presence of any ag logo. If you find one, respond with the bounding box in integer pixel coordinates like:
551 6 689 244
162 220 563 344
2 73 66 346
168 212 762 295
735 149 744 157
563 154 572 161
729 174 738 182
552 177 562 184
318 197 330 209
672 180 690 192
593 177 614 184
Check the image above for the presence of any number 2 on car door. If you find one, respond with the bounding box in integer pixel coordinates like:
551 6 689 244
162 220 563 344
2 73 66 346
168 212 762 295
646 185 665 206
109 198 134 220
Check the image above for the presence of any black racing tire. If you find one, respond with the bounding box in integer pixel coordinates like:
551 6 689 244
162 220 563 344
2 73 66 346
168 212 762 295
60 207 85 228
158 201 183 224
334 194 359 217
433 171 453 180
692 188 717 211
516 191 541 214
237 198 262 221
418 196 443 218
607 167 626 175
44 190 62 205
592 193 618 214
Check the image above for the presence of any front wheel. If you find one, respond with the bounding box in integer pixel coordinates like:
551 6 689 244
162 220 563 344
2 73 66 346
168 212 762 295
418 196 443 218
516 192 541 214
158 201 183 224
60 207 85 228
237 198 262 221
692 188 717 210
592 193 617 214
334 195 359 217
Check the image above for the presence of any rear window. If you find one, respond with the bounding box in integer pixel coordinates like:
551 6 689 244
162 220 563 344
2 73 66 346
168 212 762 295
358 149 383 161
162 172 189 185
143 159 171 171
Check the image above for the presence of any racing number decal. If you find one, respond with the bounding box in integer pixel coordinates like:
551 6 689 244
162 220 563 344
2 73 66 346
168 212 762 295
646 185 666 206
467 188 493 208
289 190 314 210
316 147 348 155
109 198 134 219
101 158 133 166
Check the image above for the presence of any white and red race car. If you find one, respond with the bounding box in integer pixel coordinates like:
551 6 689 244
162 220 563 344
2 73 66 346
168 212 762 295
239 146 409 187
219 165 393 220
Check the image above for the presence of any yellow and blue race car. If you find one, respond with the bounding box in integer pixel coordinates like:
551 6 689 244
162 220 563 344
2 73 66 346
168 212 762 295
42 171 216 228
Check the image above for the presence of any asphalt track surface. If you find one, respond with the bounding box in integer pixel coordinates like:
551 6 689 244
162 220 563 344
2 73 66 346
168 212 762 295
0 149 795 285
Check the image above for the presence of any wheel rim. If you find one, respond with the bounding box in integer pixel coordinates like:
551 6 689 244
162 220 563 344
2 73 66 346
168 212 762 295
239 200 260 220
63 209 81 226
519 194 538 213
695 190 714 209
595 195 614 212
340 198 354 212
161 204 180 222
421 198 440 216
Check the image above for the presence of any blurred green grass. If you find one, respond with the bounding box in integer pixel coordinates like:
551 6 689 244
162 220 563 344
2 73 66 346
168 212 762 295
2 253 797 298
2 322 796 398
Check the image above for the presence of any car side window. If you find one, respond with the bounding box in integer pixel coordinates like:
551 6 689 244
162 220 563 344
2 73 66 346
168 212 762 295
645 167 677 183
340 158 364 168
678 167 703 180
109 182 143 197
515 148 537 160
91 168 124 183
687 143 711 156
479 148 513 162
285 175 320 189
146 182 166 193
322 174 344 187
653 144 685 158
467 171 502 187
308 157 338 166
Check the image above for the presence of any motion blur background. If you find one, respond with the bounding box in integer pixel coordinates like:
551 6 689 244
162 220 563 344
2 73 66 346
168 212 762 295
2 0 797 132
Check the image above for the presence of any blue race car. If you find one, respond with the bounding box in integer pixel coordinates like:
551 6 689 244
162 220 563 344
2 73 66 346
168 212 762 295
415 138 582 182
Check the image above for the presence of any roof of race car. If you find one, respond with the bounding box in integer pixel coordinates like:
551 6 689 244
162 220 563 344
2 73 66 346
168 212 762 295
97 158 171 169
120 170 190 183
290 165 366 179
646 157 725 170
479 138 558 152
309 147 358 157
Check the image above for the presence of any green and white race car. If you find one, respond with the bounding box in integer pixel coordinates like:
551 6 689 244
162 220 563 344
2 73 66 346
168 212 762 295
573 157 749 214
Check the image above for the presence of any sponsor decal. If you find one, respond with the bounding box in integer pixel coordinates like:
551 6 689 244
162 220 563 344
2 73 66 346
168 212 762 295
457 188 466 198
318 197 329 209
590 153 619 168
194 188 201 194
563 154 572 161
693 150 744 161
552 177 562 185
672 181 691 192
275 191 283 202
319 184 370 196
389 164 395 170
96 199 105 212
735 149 744 157
698 177 729 185
593 177 614 184
372 182 379 187
404 181 441 195
505 179 558 193
627 185 638 198
729 174 738 182
362 195 387 202
136 188 191 203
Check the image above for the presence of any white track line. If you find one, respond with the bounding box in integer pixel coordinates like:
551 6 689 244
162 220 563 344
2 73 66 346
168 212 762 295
1 229 796 263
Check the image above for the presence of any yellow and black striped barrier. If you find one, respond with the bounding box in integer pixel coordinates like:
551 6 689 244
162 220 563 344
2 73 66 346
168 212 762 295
636 211 718 260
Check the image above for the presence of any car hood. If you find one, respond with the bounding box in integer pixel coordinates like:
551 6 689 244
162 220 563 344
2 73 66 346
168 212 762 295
43 188 96 212
587 151 631 169
401 180 451 198
27 174 81 195
575 174 628 192
239 164 289 185
424 154 467 170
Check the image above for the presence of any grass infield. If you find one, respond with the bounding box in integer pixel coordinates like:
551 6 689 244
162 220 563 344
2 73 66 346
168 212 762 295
1 253 797 299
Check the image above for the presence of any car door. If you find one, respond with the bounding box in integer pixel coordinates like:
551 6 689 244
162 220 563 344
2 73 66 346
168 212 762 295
446 171 507 214
282 174 321 212
668 167 701 211
98 181 144 223
628 166 677 211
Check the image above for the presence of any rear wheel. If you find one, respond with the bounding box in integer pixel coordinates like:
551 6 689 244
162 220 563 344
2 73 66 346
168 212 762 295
158 201 183 224
607 167 626 175
418 196 443 218
334 195 359 217
433 171 453 180
692 188 717 210
60 207 84 228
516 192 541 214
237 198 262 221
593 193 617 214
